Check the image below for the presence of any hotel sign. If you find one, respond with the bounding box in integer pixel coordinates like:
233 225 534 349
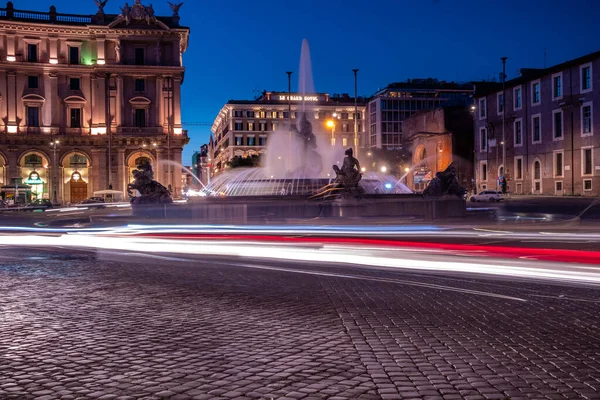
277 94 325 102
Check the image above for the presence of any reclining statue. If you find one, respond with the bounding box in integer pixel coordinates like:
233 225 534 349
333 148 362 187
422 162 467 198
128 160 173 204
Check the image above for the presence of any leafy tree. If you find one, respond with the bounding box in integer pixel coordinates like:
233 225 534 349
226 154 262 169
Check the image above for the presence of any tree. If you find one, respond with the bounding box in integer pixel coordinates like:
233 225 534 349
226 154 261 169
363 147 412 177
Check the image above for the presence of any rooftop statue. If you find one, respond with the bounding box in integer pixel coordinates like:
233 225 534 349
94 0 108 13
168 2 184 17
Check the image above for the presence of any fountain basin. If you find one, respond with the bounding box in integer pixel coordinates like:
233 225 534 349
132 195 466 222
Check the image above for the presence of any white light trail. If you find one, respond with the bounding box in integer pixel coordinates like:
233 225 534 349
0 234 599 286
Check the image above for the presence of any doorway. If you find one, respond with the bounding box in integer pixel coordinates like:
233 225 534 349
69 171 88 203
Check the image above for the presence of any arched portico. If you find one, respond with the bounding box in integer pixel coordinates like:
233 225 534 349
126 150 156 183
18 150 51 200
0 150 7 186
61 150 92 203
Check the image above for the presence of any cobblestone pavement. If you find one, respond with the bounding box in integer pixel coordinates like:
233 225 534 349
0 247 599 399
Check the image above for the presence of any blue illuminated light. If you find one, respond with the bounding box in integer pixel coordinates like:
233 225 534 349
384 183 393 190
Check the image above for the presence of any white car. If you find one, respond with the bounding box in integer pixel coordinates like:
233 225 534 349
470 190 504 202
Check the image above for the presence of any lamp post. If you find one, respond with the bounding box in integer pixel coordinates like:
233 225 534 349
327 113 340 146
105 72 112 190
50 139 59 204
352 69 359 157
501 57 507 188
327 119 335 146
286 71 292 139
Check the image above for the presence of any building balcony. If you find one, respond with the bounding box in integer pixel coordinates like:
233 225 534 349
117 126 165 135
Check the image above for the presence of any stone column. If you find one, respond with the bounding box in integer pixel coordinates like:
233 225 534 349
91 148 107 192
50 73 58 128
156 76 164 129
115 75 123 127
96 37 106 63
154 148 162 184
95 74 106 130
116 149 126 197
7 70 16 127
173 76 182 132
48 37 58 62
172 148 183 198
7 150 18 180
6 35 15 59
43 72 54 128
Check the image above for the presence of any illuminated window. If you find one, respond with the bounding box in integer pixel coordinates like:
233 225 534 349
24 154 43 168
69 154 88 168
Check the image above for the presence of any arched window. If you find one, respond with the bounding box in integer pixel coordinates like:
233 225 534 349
534 161 541 180
69 154 88 169
135 156 151 167
24 154 43 168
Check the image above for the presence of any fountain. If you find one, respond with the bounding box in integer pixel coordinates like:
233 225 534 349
179 39 466 222
201 39 411 197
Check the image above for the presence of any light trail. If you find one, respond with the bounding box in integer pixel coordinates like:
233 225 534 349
0 233 599 286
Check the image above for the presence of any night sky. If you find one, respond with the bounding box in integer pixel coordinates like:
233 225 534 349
28 0 600 162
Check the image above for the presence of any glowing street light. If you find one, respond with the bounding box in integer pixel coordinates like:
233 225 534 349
326 120 335 146
404 167 410 173
380 166 387 173
361 167 366 172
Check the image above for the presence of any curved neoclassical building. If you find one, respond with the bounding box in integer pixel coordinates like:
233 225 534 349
0 0 189 204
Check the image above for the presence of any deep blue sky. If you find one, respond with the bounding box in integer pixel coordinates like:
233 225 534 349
32 0 600 162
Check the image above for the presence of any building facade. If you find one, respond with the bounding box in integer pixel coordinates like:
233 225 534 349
402 106 474 191
209 92 366 175
474 51 600 196
367 79 474 150
0 1 189 204
191 144 210 188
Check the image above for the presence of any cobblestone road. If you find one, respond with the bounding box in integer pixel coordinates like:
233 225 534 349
0 247 599 400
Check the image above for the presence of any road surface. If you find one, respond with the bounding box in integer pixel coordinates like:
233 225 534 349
1 243 599 400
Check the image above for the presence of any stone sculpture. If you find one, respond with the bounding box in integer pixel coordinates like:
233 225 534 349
422 162 467 197
168 1 184 17
292 112 323 176
333 148 362 188
127 160 172 204
94 0 108 12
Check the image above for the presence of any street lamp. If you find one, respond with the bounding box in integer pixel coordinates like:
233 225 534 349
353 69 359 157
326 119 335 146
380 166 387 173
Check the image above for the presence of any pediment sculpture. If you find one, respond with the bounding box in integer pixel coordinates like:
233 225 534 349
116 0 157 26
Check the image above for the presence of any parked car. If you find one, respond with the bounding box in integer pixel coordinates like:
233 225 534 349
470 190 504 202
77 197 106 208
24 199 54 210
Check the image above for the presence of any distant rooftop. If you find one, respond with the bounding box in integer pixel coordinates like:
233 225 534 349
226 91 367 106
474 50 600 97
373 78 475 96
